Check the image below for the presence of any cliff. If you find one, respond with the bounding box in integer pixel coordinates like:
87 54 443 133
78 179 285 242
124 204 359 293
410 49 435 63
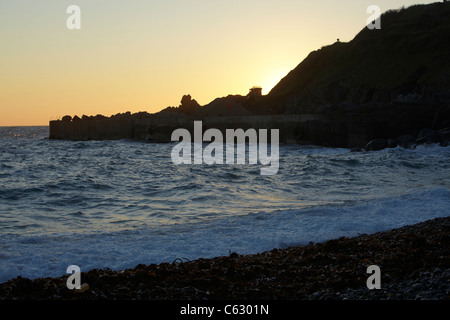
267 2 450 116
49 2 450 148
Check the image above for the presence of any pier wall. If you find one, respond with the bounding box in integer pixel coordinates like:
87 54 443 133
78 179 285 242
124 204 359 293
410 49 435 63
49 111 435 148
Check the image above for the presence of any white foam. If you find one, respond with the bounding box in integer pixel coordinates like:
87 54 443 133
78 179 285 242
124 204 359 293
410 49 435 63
1 187 449 283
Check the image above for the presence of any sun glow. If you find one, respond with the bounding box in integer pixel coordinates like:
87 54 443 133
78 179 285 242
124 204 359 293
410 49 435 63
261 68 291 95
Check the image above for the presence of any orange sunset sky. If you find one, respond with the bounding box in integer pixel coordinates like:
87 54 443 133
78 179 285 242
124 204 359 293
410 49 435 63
0 0 437 126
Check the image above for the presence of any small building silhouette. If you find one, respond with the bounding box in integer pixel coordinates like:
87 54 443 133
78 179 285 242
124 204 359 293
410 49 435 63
248 86 262 98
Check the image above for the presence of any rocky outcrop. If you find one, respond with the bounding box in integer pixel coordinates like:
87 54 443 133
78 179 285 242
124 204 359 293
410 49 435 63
416 128 441 144
439 128 450 146
396 135 417 149
364 139 388 151
179 95 201 115
158 95 201 116
364 128 450 151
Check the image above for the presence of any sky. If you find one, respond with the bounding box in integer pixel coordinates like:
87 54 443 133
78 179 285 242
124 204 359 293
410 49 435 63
0 0 439 126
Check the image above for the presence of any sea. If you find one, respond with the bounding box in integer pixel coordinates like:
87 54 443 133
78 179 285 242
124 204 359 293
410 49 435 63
0 126 449 283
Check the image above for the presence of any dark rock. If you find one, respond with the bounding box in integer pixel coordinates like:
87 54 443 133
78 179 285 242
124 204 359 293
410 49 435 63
395 93 423 104
416 128 440 144
94 114 107 121
179 94 201 115
411 282 425 291
365 138 387 151
397 135 417 149
62 115 72 122
72 115 81 121
229 252 239 259
350 147 363 152
133 111 151 119
438 127 450 146
397 134 416 143
387 139 398 148
9 276 41 298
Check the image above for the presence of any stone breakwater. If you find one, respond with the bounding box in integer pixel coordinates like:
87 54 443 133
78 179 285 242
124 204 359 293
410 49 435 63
49 108 449 148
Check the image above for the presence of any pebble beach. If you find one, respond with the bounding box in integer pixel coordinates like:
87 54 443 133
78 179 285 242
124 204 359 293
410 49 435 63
1 217 448 301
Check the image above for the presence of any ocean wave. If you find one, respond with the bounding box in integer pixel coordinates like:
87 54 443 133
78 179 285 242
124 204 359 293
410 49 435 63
1 187 449 283
1 127 450 283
